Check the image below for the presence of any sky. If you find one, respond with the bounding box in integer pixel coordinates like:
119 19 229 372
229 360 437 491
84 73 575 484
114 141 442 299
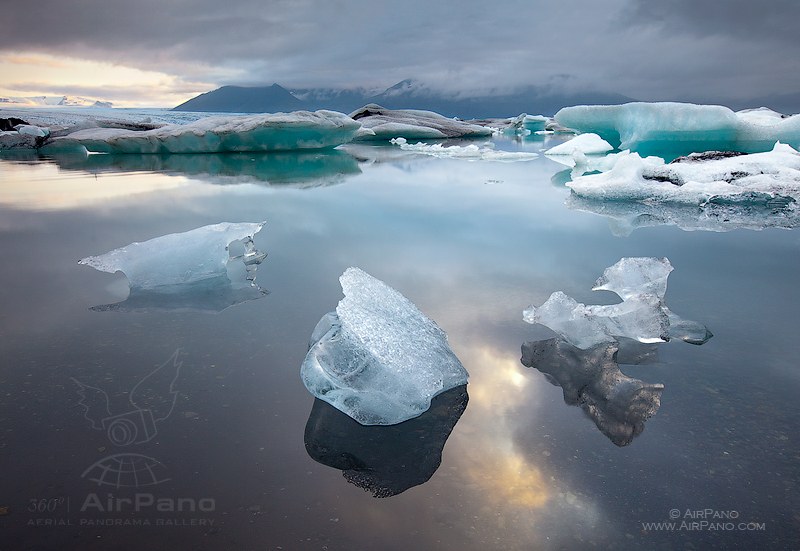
1 0 798 108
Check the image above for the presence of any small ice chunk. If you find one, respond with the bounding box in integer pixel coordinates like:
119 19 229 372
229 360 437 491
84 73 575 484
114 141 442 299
390 137 538 162
14 124 50 138
301 267 469 425
51 111 361 153
521 338 664 446
350 104 493 141
79 222 266 290
0 130 38 149
524 258 711 349
544 133 613 156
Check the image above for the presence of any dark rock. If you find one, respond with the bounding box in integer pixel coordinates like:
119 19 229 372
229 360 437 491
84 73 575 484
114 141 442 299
0 117 29 131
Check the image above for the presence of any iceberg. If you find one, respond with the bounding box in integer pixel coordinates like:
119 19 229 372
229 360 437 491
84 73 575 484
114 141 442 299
389 137 538 162
544 133 613 157
301 267 469 425
79 222 267 311
350 104 493 141
555 102 800 157
304 385 468 497
524 257 712 349
47 111 361 154
521 338 663 447
567 142 800 205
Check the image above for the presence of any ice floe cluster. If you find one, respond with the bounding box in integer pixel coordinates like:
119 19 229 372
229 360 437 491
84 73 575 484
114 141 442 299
390 137 538 161
567 142 800 206
524 257 712 349
301 267 469 425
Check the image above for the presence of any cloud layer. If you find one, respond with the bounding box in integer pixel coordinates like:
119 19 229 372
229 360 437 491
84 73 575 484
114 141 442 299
3 0 798 105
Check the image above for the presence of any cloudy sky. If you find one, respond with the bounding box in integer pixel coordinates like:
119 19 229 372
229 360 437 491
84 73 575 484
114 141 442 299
2 0 798 107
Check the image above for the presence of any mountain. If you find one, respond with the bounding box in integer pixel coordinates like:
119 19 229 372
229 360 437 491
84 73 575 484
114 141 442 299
173 84 305 113
173 80 635 117
0 95 113 107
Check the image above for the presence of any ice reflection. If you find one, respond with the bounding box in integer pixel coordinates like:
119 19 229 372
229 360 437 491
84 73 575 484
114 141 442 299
49 149 362 188
567 194 800 235
304 385 468 497
521 337 664 446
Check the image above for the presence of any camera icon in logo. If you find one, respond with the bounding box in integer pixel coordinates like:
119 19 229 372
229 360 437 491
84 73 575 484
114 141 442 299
102 408 158 446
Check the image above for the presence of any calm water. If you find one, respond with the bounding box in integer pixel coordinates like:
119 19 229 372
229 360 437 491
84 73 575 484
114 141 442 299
1 137 799 550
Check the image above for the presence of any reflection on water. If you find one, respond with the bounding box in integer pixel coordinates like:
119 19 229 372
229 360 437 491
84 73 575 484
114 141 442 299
89 273 268 313
304 385 468 497
521 338 664 446
567 194 800 235
49 149 362 188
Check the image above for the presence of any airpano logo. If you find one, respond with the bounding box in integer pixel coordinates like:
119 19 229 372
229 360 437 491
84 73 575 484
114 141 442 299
72 350 183 488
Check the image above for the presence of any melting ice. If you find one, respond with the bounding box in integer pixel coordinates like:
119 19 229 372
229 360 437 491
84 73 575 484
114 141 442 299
301 267 469 425
524 257 712 349
350 104 493 141
79 222 267 312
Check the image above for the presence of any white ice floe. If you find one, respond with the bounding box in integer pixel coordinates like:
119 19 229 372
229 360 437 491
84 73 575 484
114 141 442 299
49 111 361 153
79 222 266 290
524 257 712 349
544 133 613 157
555 102 800 156
390 137 538 162
350 104 493 141
301 267 469 425
567 142 800 205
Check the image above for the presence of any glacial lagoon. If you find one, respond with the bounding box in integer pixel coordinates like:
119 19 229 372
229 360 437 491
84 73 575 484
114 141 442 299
1 134 798 550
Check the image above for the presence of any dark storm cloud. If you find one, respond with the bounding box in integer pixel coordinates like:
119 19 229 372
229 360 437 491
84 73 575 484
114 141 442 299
3 0 799 102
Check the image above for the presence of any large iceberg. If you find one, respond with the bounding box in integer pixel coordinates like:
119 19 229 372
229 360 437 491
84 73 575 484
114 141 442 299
301 267 469 425
304 385 468 497
521 338 664 447
567 142 800 205
47 111 361 154
524 258 712 349
350 104 493 141
79 222 267 311
555 102 800 157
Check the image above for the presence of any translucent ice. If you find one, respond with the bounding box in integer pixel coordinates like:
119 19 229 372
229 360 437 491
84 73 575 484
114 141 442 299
555 102 800 157
304 385 468 497
350 104 493 141
79 222 267 307
524 257 712 349
521 338 663 446
301 267 469 425
50 111 361 153
567 142 800 205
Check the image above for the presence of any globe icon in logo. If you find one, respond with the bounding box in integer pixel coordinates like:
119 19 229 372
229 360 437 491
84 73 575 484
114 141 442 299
81 453 171 488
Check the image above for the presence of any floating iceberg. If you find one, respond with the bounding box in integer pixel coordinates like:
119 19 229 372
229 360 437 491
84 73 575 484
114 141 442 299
555 102 800 157
304 385 468 497
521 338 663 446
524 257 712 349
79 222 267 311
389 137 538 161
48 111 361 154
544 133 613 157
301 267 469 425
350 104 493 141
567 142 800 205
567 194 800 235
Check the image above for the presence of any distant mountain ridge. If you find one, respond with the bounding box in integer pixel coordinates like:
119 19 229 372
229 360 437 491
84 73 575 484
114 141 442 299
173 80 635 117
0 95 112 108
